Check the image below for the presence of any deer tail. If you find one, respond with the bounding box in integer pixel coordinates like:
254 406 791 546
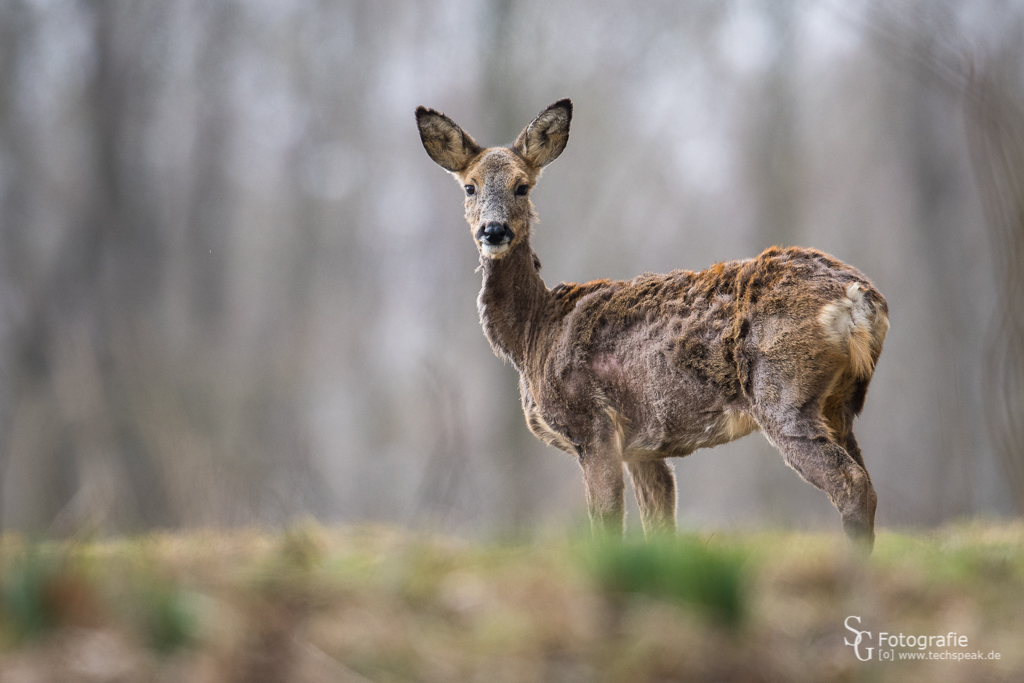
818 282 889 379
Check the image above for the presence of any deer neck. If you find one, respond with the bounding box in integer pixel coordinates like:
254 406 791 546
477 239 549 369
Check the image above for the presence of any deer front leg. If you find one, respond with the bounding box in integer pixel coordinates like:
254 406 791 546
579 451 625 536
626 460 677 537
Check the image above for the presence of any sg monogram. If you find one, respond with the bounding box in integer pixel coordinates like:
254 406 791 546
845 615 874 661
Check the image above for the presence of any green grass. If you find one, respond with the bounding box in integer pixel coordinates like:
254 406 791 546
0 522 1021 682
586 535 746 626
1 544 68 642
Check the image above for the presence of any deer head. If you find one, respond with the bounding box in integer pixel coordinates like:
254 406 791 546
416 99 572 259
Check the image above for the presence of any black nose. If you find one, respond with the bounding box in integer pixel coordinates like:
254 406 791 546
478 221 513 245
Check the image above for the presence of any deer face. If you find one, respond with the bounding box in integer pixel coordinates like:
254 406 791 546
416 99 572 259
460 149 534 257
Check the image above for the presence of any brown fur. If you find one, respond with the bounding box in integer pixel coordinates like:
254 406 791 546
417 100 889 552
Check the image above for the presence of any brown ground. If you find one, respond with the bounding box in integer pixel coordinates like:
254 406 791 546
1 521 1021 682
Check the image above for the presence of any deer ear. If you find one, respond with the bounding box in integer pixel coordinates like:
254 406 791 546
513 98 572 169
416 106 482 173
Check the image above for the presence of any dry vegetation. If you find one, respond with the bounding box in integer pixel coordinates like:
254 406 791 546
1 522 1022 682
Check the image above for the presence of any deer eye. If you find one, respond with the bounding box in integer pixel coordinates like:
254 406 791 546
515 184 529 196
464 185 476 196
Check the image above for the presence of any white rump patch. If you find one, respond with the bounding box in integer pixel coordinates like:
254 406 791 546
818 283 885 378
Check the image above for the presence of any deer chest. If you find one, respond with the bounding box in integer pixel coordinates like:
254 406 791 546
519 379 579 455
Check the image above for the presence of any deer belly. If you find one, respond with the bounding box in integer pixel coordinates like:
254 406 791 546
625 407 759 459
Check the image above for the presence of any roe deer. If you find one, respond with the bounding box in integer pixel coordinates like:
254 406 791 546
416 99 888 552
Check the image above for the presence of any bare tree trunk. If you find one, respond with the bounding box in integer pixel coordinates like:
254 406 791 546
480 0 546 532
965 66 1024 514
745 2 806 522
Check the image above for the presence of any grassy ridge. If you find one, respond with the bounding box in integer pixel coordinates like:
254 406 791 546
1 522 1022 682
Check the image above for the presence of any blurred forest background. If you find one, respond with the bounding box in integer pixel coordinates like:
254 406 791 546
0 0 1022 536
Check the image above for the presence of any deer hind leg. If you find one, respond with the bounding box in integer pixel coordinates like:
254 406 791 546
760 414 877 554
626 460 677 537
841 430 877 531
822 377 878 535
579 451 625 536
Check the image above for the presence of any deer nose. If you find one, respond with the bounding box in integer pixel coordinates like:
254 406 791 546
477 221 513 245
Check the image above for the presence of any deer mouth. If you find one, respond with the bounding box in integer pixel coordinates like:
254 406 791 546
479 241 511 257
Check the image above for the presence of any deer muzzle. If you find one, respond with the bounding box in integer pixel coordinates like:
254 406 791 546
476 221 514 256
